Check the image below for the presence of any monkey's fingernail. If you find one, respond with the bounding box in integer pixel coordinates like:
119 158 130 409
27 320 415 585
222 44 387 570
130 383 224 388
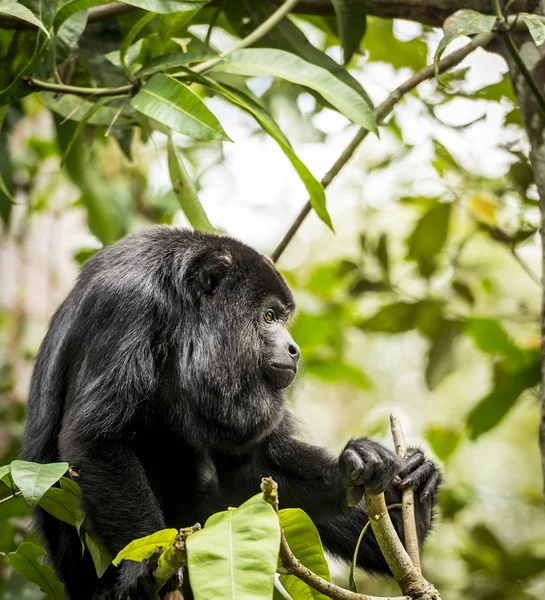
393 475 401 485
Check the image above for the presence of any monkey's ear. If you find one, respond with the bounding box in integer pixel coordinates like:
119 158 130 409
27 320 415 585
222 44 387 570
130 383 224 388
198 255 232 293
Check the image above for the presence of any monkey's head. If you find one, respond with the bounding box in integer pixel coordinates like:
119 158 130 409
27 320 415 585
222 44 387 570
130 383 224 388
177 233 300 394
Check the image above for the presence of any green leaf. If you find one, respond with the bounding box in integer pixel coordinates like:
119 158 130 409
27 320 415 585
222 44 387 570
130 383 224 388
113 529 178 566
120 12 156 79
10 461 68 508
425 320 460 390
520 13 545 46
376 233 389 281
0 2 50 37
359 300 444 339
136 52 211 77
167 134 215 232
465 318 524 370
0 494 29 519
85 531 113 577
61 98 113 166
305 358 372 389
55 0 206 31
200 76 331 229
467 358 540 439
406 202 451 278
186 493 280 600
211 49 376 133
0 463 10 483
38 487 83 527
41 93 134 127
434 10 495 78
131 74 230 141
426 425 461 461
279 508 330 600
224 0 373 106
9 543 65 600
331 0 367 64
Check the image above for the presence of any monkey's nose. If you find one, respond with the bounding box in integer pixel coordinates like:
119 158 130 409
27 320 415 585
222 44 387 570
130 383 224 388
288 342 300 364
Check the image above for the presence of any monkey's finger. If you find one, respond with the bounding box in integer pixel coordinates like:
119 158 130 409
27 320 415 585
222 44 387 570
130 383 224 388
343 447 364 475
420 470 443 501
398 451 425 478
400 460 436 490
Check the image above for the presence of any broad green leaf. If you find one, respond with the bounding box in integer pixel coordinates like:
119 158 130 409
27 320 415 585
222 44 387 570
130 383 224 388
466 318 524 370
10 461 68 508
279 508 330 600
364 17 427 71
38 487 83 527
55 0 206 31
113 529 178 566
41 93 134 127
9 543 65 600
200 76 330 229
211 49 376 133
186 493 280 600
425 320 460 390
426 425 461 461
0 2 50 36
331 0 367 64
467 359 540 438
136 52 211 77
520 13 545 46
120 12 156 79
305 359 372 389
61 98 114 166
167 133 215 232
359 300 445 339
85 531 113 577
406 202 451 278
131 74 230 141
434 10 495 77
224 0 372 105
0 494 29 519
0 463 10 483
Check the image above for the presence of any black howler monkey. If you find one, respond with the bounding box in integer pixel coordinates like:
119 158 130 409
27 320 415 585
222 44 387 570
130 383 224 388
23 227 442 599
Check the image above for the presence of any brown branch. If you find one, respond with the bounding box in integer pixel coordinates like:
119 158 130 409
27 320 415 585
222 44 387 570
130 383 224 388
262 477 438 600
364 492 439 599
389 413 420 574
271 31 495 263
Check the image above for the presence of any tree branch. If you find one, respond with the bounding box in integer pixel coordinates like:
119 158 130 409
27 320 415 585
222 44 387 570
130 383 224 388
261 478 411 600
271 31 495 263
389 413 420 574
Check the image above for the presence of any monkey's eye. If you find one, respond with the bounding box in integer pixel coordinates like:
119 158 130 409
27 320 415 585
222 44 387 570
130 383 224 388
265 309 276 323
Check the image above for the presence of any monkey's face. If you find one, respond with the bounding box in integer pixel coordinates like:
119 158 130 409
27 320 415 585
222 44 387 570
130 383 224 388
259 299 300 389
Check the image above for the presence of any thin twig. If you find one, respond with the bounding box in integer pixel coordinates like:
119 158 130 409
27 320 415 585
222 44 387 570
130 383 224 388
24 78 134 97
193 0 301 74
389 413 421 574
0 491 21 504
270 32 495 263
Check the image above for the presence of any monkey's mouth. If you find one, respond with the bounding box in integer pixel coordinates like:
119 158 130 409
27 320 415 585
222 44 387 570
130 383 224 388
266 363 297 389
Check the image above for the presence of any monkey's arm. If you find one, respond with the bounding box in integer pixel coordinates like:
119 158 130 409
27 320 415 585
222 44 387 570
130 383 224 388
217 421 440 574
60 438 166 598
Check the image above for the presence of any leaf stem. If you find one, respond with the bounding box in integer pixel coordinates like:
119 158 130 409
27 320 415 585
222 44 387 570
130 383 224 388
270 32 495 262
0 491 21 504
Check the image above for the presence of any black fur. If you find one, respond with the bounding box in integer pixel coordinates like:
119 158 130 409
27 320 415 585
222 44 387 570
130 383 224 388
22 227 442 599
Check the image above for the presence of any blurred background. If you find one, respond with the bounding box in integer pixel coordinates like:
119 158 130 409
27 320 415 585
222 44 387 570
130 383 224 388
1 12 544 600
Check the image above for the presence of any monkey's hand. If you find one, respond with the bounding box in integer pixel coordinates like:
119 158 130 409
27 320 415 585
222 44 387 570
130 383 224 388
395 447 443 502
115 560 159 600
339 438 401 507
